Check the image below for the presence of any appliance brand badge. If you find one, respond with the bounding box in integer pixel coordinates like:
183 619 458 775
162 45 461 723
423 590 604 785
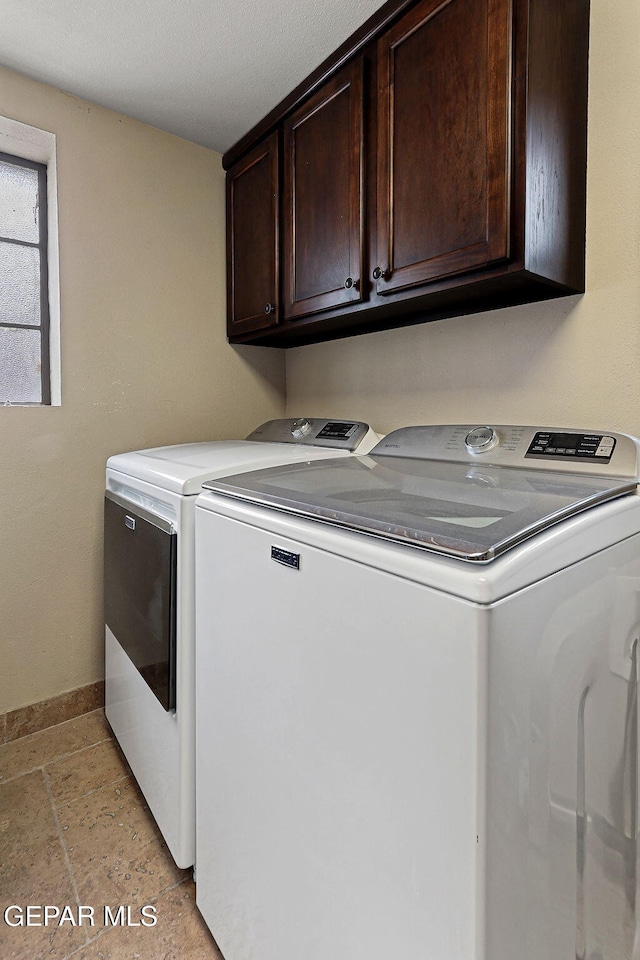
271 546 300 570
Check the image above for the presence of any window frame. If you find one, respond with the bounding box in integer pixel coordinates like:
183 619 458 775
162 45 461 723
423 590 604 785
0 149 51 405
0 117 59 407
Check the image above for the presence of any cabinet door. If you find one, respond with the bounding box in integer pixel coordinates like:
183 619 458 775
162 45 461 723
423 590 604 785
283 60 364 320
227 133 279 336
375 0 511 296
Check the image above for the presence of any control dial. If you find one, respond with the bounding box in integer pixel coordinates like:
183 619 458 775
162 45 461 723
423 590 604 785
291 418 313 440
465 426 499 455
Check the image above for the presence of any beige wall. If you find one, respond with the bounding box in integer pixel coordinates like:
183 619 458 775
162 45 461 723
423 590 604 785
0 67 285 714
3 0 639 714
286 0 640 439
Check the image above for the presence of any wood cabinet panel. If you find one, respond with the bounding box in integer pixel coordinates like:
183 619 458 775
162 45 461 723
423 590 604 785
227 133 279 336
375 0 510 295
283 60 364 319
224 0 589 348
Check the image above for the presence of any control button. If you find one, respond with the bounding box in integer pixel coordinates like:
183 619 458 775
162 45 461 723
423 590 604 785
595 444 612 457
555 448 566 455
546 448 557 454
599 436 615 448
291 418 313 440
465 426 499 455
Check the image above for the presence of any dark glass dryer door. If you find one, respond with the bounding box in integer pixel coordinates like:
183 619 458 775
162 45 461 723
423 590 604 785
202 456 638 562
104 491 177 710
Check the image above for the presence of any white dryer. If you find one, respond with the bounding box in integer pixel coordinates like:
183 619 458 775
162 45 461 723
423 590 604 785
103 418 379 869
195 424 640 960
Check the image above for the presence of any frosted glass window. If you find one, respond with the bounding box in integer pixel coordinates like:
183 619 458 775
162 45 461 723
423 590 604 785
0 159 39 243
0 241 40 324
0 151 49 404
0 326 42 403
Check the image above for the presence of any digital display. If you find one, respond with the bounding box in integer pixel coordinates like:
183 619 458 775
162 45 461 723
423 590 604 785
316 422 356 440
525 432 615 462
548 433 581 450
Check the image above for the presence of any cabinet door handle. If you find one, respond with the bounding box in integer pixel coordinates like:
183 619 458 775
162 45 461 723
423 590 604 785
344 277 358 290
372 267 388 281
264 302 275 315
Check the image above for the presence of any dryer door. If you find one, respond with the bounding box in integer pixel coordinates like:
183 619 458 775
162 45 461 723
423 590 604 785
104 491 177 710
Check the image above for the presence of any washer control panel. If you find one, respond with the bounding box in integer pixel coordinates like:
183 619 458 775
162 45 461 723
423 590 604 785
371 425 640 479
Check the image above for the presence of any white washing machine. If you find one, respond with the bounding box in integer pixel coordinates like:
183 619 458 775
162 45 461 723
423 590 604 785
103 418 379 869
195 424 640 960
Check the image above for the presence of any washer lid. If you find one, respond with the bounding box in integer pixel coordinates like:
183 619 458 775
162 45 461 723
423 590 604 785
201 453 638 562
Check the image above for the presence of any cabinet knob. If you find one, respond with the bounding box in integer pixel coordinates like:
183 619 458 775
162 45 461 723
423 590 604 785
372 267 387 281
344 277 358 290
264 303 275 315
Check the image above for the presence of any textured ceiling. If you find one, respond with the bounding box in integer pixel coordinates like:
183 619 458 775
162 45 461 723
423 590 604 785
0 0 385 154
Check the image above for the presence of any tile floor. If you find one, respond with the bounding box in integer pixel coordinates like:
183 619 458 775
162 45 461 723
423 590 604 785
0 709 223 959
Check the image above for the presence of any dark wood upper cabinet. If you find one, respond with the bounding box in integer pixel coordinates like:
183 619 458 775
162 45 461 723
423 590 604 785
226 132 279 337
283 60 365 320
375 0 510 295
224 0 590 347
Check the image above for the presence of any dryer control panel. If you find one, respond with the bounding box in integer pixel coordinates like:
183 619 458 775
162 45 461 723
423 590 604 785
371 425 640 480
246 418 376 451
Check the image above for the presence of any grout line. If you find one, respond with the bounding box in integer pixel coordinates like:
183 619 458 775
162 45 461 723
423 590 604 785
0 735 113 785
148 873 194 905
75 874 196 953
65 922 113 956
66 928 109 954
0 761 130 813
54 773 131 810
2 712 6 745
42 766 92 951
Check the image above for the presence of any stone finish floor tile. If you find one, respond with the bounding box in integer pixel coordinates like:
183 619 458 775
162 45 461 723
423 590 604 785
57 776 189 910
0 711 110 783
0 713 218 960
0 770 89 959
47 739 130 807
2 922 89 960
71 881 223 960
